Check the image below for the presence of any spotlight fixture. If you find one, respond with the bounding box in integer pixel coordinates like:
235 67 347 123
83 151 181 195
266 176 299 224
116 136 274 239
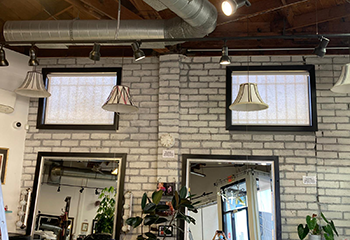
95 188 100 195
313 36 330 57
89 43 101 61
57 185 61 192
28 46 39 66
0 45 9 67
131 41 145 61
221 0 251 16
79 187 84 193
220 45 231 65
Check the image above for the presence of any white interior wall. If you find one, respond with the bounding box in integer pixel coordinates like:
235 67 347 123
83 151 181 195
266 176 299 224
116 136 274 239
0 48 31 232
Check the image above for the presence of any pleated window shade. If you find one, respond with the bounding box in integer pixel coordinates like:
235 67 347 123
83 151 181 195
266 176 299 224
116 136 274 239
231 71 311 125
45 73 115 124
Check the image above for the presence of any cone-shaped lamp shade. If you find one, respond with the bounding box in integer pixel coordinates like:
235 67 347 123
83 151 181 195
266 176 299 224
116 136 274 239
28 47 39 66
229 83 268 111
0 47 9 67
89 43 101 61
0 88 16 113
15 71 51 98
102 85 138 113
331 63 350 93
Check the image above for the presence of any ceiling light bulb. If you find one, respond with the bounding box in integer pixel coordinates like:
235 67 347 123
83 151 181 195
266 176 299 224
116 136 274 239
0 45 9 67
222 1 236 16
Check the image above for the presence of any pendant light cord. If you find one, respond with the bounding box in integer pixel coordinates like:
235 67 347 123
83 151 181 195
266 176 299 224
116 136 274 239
315 0 318 35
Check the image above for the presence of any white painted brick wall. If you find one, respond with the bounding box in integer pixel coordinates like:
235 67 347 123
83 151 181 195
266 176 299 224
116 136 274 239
18 55 350 240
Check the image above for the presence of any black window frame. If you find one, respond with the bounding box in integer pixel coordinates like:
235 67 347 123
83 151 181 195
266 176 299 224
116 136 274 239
37 67 121 130
225 65 317 132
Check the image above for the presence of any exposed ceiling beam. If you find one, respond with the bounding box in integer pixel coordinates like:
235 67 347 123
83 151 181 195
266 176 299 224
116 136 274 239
79 0 142 20
46 5 74 20
127 0 162 19
63 0 103 19
280 0 295 27
287 3 350 30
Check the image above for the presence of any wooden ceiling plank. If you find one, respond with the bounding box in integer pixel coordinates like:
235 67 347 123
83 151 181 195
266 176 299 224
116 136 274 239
31 1 73 20
46 5 74 20
287 3 350 30
280 0 295 27
79 0 142 20
127 0 162 19
63 0 102 19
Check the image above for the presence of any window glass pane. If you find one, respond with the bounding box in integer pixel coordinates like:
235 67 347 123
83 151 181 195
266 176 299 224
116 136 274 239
222 181 247 212
45 75 115 125
231 71 310 126
257 178 274 240
234 209 249 240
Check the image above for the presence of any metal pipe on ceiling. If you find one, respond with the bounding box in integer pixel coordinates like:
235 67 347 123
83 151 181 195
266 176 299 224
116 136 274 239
187 47 349 52
3 0 217 48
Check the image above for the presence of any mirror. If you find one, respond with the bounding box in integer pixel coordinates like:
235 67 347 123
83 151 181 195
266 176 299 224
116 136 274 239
181 154 281 240
26 152 126 240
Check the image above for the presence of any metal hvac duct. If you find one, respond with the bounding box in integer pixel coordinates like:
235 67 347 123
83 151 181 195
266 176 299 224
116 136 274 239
50 166 117 181
3 0 217 48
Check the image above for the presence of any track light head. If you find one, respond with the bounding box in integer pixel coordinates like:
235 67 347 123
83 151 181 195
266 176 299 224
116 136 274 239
89 43 101 61
57 185 61 192
220 46 231 65
0 45 9 67
80 187 84 193
131 41 145 61
313 36 330 57
222 0 251 16
95 188 100 195
28 46 39 66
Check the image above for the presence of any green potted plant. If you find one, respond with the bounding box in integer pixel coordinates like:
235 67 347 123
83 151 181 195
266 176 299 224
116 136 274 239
126 186 198 240
94 186 116 234
297 213 339 240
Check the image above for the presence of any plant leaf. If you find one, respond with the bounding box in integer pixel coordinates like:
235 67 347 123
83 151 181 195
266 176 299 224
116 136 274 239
154 217 168 224
145 232 157 239
152 190 163 205
155 205 170 211
143 203 157 213
174 191 180 209
137 235 146 240
144 215 159 225
321 212 329 224
179 186 187 199
330 221 338 236
141 193 147 210
306 215 317 230
126 216 143 228
297 224 309 240
323 225 334 237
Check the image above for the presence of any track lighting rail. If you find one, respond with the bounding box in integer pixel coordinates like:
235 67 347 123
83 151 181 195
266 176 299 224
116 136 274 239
2 33 350 46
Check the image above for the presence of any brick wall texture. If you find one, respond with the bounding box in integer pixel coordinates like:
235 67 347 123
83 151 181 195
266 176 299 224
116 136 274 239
20 55 350 240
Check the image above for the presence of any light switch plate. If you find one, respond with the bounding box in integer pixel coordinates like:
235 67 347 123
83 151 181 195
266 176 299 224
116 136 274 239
303 176 317 185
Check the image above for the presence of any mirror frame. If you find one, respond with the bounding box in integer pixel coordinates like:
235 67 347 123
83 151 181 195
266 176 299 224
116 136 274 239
26 152 127 239
180 154 281 240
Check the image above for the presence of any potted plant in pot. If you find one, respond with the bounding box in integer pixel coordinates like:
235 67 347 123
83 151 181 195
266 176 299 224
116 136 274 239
126 186 198 240
297 213 339 240
94 187 116 235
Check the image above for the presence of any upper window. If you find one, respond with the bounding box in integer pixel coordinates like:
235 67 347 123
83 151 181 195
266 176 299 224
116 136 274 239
226 65 317 132
37 68 121 130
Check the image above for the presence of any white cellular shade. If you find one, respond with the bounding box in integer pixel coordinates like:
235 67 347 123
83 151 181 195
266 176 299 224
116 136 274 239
231 71 310 125
45 74 115 124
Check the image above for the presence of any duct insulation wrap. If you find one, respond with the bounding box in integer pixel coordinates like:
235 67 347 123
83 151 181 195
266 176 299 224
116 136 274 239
3 0 217 45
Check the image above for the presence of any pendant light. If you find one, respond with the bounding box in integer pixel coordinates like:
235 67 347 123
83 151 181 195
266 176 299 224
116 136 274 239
15 46 51 98
131 41 145 61
102 85 138 113
15 71 51 98
229 20 268 111
102 54 138 113
220 40 231 65
229 83 269 111
221 0 251 16
0 45 9 67
331 41 350 93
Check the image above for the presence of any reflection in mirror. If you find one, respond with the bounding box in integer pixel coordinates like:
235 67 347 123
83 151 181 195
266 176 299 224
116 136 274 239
181 155 281 240
27 152 126 240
